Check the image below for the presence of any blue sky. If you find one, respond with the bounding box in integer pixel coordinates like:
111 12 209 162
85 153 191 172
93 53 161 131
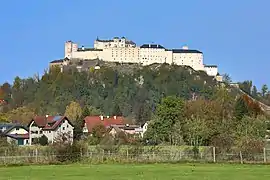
0 0 269 89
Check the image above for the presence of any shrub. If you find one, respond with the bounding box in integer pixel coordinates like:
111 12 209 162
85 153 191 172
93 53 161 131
39 135 48 146
52 140 86 163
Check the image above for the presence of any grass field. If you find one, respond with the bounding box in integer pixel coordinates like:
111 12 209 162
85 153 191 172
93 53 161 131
0 163 270 180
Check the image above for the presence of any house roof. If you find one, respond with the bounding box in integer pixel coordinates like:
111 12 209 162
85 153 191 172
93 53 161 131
111 124 140 130
29 116 73 131
140 44 165 49
84 116 126 133
0 99 7 104
6 133 29 139
0 124 29 139
4 124 29 134
0 123 15 133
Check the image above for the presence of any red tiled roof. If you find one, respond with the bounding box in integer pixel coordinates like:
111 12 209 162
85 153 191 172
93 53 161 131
30 116 71 130
0 99 7 105
84 116 126 133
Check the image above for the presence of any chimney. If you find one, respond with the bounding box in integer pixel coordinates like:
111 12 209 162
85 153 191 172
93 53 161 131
182 45 189 50
113 116 117 119
100 115 104 121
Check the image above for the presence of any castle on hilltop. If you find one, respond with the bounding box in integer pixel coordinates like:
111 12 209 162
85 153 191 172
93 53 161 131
50 36 219 77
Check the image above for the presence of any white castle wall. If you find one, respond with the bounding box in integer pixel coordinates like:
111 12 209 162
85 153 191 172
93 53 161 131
63 37 218 77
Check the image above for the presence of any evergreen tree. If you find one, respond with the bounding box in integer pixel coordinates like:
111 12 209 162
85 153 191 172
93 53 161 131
251 85 258 98
261 84 268 97
81 106 90 119
234 96 249 120
112 103 122 116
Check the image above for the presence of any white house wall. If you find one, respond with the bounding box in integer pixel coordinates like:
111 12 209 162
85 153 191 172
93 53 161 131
29 119 74 145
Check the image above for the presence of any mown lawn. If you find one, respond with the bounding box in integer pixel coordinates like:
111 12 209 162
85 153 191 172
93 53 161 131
0 163 269 180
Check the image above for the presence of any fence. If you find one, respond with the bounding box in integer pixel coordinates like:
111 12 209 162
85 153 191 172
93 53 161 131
0 146 270 165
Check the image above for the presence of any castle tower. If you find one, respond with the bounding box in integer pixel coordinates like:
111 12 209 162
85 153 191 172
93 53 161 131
65 41 73 59
65 41 78 59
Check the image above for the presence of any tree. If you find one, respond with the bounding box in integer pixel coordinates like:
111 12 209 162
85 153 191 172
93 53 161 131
64 101 82 124
261 84 268 97
212 86 235 120
234 116 267 155
183 99 224 146
88 106 102 116
0 113 9 122
112 103 122 116
239 80 252 95
12 76 24 108
1 63 232 128
234 95 249 120
39 135 48 146
7 106 35 125
81 106 90 119
222 73 232 84
145 96 184 144
251 85 258 98
183 116 209 146
90 124 107 144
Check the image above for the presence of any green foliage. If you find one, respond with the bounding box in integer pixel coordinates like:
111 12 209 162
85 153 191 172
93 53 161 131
145 96 184 144
3 64 217 121
81 106 90 118
261 84 268 97
39 135 48 146
251 86 258 98
234 96 249 120
88 106 102 116
52 140 87 163
112 103 122 116
234 116 267 155
239 80 253 95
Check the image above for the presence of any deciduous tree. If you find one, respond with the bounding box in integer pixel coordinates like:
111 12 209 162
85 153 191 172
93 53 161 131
64 101 82 123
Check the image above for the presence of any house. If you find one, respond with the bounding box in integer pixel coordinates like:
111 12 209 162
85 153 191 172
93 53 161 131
28 116 74 145
83 115 126 134
109 122 148 138
0 123 29 145
140 122 148 138
109 124 141 137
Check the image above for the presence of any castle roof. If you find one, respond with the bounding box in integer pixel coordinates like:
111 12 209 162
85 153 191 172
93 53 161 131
50 59 63 63
96 39 114 42
140 44 165 49
50 57 69 64
77 47 103 52
170 49 202 54
204 65 217 68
